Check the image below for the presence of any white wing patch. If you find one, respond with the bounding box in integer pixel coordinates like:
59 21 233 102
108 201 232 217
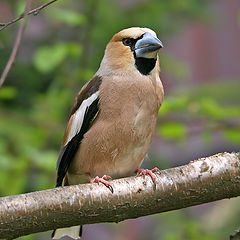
67 91 99 144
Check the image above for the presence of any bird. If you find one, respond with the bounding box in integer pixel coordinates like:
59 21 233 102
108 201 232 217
52 27 164 239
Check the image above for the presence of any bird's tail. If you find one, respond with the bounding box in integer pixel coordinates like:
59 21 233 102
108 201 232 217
52 225 82 239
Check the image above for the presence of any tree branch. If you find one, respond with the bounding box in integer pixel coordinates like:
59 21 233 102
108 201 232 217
0 0 58 31
0 152 240 239
0 0 32 88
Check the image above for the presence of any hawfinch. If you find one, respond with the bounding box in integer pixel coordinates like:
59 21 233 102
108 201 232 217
52 27 164 239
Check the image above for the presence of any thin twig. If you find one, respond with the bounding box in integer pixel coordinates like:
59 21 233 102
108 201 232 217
0 0 58 31
0 0 32 88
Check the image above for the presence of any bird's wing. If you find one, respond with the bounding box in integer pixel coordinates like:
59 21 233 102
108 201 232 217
56 75 102 187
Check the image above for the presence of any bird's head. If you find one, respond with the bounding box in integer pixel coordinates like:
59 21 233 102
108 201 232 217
100 27 163 76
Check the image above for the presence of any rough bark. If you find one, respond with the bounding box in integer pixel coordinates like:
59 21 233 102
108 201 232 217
0 0 32 88
0 152 240 239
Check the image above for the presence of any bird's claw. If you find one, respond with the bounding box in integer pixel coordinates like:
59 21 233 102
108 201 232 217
136 167 160 184
89 175 113 193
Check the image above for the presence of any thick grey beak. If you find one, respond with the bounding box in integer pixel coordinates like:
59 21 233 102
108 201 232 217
135 32 163 58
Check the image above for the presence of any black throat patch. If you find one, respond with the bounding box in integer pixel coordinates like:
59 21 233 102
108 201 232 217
134 57 157 75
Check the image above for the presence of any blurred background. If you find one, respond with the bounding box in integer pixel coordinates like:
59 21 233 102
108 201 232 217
0 0 240 239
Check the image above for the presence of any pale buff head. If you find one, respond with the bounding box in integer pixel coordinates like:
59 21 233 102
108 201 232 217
99 27 163 76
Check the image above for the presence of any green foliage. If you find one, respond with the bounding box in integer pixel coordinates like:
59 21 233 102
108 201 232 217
33 42 82 73
158 211 219 240
34 44 67 73
199 98 240 119
159 96 189 116
223 128 240 144
14 0 26 16
163 222 215 240
158 82 240 144
158 122 187 141
48 8 87 26
0 86 17 100
34 43 68 73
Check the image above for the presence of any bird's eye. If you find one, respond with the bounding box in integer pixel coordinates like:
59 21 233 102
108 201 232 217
122 38 132 46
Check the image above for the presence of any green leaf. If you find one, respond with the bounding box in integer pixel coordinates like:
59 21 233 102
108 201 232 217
0 86 17 99
49 8 87 26
14 0 26 16
158 122 187 141
81 69 95 83
199 98 240 119
223 128 240 144
164 234 181 240
67 43 82 58
32 150 58 172
159 96 189 116
33 43 68 73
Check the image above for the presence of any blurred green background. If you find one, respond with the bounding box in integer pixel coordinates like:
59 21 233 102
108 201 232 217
0 0 240 239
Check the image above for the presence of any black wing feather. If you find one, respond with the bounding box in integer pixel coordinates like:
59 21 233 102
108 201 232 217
56 98 99 187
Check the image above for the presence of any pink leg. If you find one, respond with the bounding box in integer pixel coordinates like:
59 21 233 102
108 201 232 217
87 173 113 193
135 167 160 184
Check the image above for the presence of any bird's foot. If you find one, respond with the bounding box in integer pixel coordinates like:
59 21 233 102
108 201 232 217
87 174 113 193
135 167 160 184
